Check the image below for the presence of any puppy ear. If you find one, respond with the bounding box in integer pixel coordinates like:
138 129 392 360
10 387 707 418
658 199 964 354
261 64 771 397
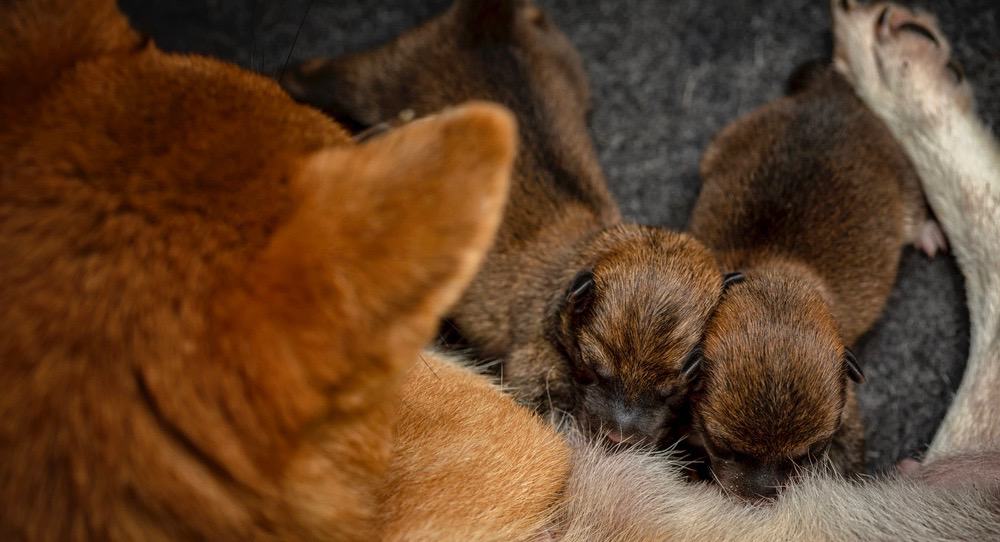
254 102 516 394
681 346 704 379
844 348 865 384
565 269 596 317
722 271 745 290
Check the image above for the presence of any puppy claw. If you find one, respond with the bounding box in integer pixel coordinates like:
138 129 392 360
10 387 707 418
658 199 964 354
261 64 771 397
914 219 948 258
897 457 922 475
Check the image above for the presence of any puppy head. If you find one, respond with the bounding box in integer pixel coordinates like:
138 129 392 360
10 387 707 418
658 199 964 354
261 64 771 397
691 269 862 502
552 225 722 446
279 0 591 140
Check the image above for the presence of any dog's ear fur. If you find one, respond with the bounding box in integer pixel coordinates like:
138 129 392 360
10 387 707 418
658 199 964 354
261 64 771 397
236 102 514 537
247 102 516 404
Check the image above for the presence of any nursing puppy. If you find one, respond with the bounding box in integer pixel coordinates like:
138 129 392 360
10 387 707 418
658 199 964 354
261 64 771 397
559 6 1000 538
283 0 724 446
686 34 942 499
831 0 1000 459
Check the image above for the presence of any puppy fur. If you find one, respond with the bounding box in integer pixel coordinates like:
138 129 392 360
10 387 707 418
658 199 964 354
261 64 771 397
282 0 724 446
831 0 1000 458
685 33 936 498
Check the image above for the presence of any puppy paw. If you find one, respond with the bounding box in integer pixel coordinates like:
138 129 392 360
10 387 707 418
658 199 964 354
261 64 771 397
913 219 948 258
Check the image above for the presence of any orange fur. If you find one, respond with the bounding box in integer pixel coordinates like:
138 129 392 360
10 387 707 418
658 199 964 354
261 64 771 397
0 0 518 539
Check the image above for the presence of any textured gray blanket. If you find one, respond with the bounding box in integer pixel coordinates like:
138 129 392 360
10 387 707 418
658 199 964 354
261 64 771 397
118 0 999 472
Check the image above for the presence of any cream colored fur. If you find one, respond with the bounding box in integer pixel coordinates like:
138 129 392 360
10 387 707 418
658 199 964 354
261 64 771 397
831 0 1000 457
557 441 999 541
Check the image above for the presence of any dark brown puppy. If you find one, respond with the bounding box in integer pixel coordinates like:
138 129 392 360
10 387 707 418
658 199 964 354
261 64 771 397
282 0 724 446
687 64 937 501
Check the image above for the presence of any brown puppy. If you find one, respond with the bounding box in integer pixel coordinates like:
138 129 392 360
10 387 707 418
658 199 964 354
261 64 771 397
687 61 939 499
282 0 724 447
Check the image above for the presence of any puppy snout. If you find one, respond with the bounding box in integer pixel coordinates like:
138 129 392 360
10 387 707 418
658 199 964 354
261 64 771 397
604 408 646 444
743 467 787 501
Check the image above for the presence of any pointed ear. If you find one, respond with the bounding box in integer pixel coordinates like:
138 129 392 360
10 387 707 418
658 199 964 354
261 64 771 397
257 102 516 377
565 269 596 317
681 346 704 379
722 271 745 290
844 348 865 384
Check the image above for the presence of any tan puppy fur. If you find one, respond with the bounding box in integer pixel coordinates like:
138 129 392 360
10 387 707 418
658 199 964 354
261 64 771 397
383 352 568 541
686 26 940 499
282 0 724 446
831 0 1000 458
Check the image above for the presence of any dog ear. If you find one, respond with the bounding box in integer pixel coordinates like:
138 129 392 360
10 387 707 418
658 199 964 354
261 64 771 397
681 346 704 379
565 269 597 317
844 348 865 384
722 271 745 290
251 102 515 401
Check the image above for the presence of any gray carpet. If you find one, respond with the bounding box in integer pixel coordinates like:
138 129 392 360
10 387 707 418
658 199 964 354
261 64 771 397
118 0 999 473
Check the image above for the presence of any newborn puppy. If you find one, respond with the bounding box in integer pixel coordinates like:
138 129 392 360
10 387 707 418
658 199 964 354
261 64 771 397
687 52 940 498
282 0 724 447
551 226 720 445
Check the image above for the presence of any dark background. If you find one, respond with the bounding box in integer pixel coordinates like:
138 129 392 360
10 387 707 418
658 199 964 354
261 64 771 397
118 0 999 472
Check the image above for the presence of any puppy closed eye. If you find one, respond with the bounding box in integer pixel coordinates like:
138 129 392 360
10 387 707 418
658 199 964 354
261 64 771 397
656 383 676 399
575 352 613 384
711 446 746 464
793 441 832 465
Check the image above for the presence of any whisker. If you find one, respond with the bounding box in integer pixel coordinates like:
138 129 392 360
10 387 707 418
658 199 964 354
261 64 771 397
418 352 441 381
279 0 315 80
708 465 735 498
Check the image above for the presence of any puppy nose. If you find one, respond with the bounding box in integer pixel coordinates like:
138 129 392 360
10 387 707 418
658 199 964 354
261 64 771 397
604 408 646 445
613 409 638 429
745 467 787 500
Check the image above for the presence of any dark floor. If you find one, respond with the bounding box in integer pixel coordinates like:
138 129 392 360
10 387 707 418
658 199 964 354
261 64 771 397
118 0 999 473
